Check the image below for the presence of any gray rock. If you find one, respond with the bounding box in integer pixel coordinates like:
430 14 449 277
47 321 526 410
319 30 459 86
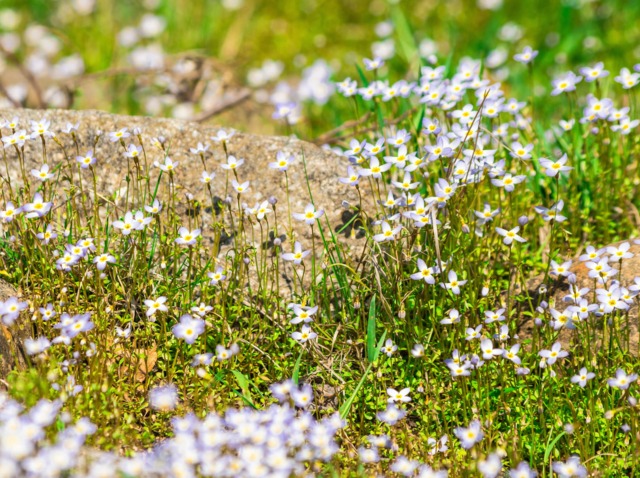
519 239 640 354
0 108 370 295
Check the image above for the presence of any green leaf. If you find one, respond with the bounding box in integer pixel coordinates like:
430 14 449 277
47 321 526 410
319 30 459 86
391 7 418 66
374 330 387 363
355 63 369 87
544 431 566 464
340 333 386 419
213 370 257 409
292 350 303 385
366 296 377 363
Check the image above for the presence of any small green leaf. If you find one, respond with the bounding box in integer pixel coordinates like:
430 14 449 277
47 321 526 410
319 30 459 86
366 297 377 363
292 350 304 385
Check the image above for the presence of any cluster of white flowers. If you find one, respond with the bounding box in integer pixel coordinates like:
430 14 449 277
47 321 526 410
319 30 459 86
0 382 345 478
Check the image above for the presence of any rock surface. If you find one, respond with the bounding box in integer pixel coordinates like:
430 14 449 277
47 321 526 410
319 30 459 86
519 240 640 354
0 280 29 385
0 108 369 293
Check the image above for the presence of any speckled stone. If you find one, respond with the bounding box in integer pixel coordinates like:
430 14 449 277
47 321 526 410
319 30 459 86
0 108 370 295
519 239 640 354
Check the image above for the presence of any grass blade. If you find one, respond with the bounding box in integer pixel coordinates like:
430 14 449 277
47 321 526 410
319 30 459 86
340 330 386 419
366 296 377 363
292 350 303 385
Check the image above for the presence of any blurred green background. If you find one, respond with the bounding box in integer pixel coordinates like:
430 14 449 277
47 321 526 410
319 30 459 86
1 0 640 136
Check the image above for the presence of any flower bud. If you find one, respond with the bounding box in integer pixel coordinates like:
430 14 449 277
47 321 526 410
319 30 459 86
518 215 529 226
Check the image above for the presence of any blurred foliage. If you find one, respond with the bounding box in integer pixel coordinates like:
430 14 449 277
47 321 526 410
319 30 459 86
1 0 640 136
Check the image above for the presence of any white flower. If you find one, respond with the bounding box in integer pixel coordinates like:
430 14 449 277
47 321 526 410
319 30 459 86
154 157 178 172
207 266 227 285
503 344 521 365
189 142 209 154
387 387 411 403
538 342 568 366
496 226 526 245
113 212 140 235
454 420 483 449
441 270 467 295
293 203 324 225
373 221 402 242
281 241 310 264
231 179 250 194
480 338 503 360
513 46 538 64
539 154 572 177
607 369 638 390
552 456 587 478
145 199 163 214
254 200 272 220
269 151 294 171
175 227 201 246
124 144 141 158
410 259 438 284
76 150 97 168
30 164 54 181
201 171 215 184
291 325 317 343
211 129 235 143
571 367 595 388
221 155 244 170
144 296 168 317
93 253 116 271
109 128 130 142
0 202 22 222
23 193 52 219
381 338 397 357
606 242 633 262
550 260 573 277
